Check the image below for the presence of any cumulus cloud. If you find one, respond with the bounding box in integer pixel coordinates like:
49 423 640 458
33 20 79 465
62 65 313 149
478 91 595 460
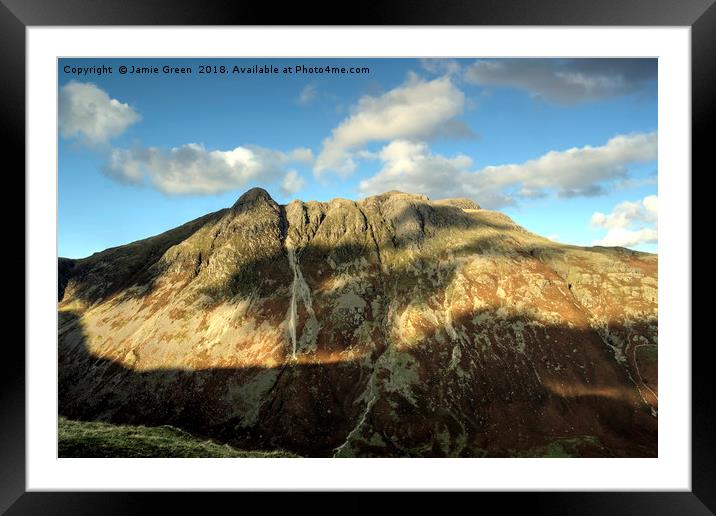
592 227 657 248
280 170 305 196
591 195 658 248
359 132 657 209
298 84 317 105
314 73 467 177
105 143 313 195
59 81 141 144
285 147 314 163
61 81 314 197
358 140 512 207
474 132 657 201
420 58 461 76
463 58 656 104
590 195 658 229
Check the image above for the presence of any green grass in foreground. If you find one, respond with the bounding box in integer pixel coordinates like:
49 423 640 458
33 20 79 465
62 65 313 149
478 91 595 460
58 417 299 458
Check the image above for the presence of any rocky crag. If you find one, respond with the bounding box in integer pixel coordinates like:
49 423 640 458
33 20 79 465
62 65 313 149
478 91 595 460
58 188 658 457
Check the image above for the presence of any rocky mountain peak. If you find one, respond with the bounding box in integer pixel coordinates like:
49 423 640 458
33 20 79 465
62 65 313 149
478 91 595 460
232 187 276 210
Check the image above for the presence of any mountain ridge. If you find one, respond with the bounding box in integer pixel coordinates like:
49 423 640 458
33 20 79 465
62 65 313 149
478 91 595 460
59 188 650 264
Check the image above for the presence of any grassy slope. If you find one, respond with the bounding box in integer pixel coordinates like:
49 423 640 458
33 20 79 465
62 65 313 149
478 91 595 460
59 417 299 458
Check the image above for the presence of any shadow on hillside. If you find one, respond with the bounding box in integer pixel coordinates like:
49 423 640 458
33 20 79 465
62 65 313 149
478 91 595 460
58 305 658 458
58 197 650 313
60 200 586 305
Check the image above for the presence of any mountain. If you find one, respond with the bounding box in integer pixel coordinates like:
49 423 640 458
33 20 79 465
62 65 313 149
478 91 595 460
58 188 657 457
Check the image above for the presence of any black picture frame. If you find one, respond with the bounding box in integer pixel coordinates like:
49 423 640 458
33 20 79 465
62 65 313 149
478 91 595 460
4 0 711 512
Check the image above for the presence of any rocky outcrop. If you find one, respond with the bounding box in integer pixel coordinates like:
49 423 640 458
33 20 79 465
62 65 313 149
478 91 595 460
58 189 657 457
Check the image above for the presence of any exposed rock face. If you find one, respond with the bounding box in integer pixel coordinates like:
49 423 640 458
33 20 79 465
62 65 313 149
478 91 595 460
58 189 657 457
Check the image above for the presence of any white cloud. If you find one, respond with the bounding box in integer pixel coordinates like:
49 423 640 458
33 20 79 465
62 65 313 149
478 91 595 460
105 148 146 184
298 84 317 105
358 140 507 204
463 59 656 104
59 81 141 144
280 170 305 196
592 227 658 248
474 132 657 200
286 147 314 163
590 195 658 229
590 195 658 248
359 132 657 209
105 143 312 195
420 58 461 76
315 73 466 177
60 81 315 197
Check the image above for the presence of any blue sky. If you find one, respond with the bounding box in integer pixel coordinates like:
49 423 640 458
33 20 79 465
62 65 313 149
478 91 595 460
58 58 657 258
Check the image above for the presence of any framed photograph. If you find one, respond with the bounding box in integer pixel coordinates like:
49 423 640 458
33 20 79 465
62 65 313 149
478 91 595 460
6 0 712 512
